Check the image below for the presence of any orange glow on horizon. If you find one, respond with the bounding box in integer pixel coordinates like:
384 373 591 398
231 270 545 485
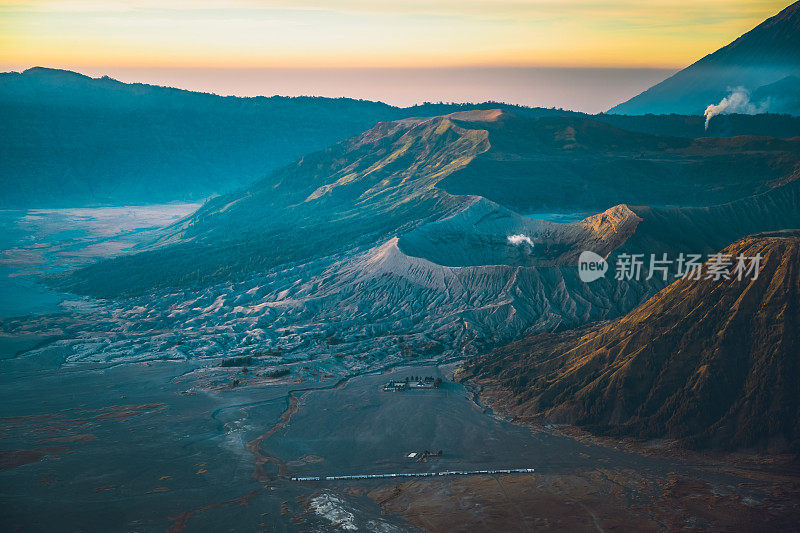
1 1 792 71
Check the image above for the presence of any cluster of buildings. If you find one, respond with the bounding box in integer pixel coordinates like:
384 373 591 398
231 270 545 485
406 450 443 462
383 376 442 391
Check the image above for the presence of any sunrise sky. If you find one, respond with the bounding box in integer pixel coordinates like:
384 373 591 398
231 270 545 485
0 1 792 111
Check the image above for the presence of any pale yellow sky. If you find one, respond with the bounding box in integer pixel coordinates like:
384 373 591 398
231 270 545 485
0 1 792 70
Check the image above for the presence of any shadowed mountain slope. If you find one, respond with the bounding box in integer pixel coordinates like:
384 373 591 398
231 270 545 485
626 186 800 256
596 112 800 139
609 1 800 116
465 233 800 452
438 113 800 213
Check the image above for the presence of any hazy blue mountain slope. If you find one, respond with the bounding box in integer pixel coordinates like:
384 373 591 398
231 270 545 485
609 1 800 115
22 111 800 379
0 68 559 207
752 75 800 115
0 68 400 206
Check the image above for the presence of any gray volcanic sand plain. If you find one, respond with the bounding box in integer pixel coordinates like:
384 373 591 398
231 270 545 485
2 353 797 531
265 364 670 480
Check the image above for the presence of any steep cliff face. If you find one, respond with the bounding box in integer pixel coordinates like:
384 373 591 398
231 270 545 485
466 233 800 452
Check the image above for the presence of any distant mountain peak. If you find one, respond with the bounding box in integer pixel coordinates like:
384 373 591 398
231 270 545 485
15 66 102 87
22 66 91 77
609 1 800 116
767 0 800 23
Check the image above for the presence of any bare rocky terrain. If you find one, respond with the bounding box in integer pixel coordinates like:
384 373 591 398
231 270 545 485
5 109 797 378
3 106 800 531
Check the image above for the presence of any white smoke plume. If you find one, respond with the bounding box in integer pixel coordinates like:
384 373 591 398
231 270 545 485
507 234 534 247
704 87 769 130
